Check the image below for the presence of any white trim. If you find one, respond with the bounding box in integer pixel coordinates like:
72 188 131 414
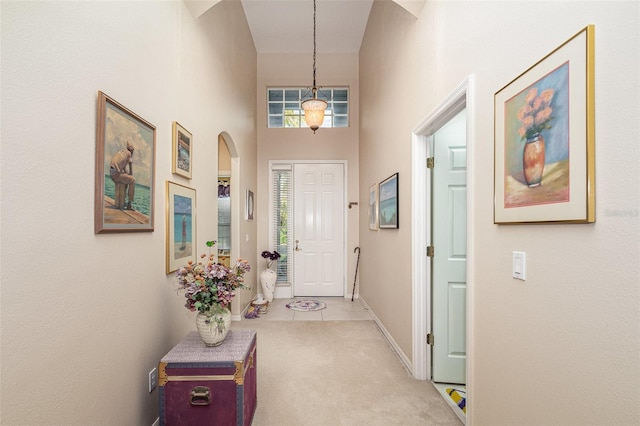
231 300 252 322
411 130 429 380
360 296 413 375
274 283 292 299
411 75 475 401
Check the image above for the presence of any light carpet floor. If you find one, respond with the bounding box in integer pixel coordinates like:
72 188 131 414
232 320 462 425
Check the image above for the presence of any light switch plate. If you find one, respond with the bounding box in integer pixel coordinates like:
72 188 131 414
512 251 526 280
148 367 158 393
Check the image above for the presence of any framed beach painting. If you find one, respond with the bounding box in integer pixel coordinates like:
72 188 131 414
172 121 192 179
95 91 156 233
494 25 595 224
166 181 196 274
369 183 379 230
379 173 399 229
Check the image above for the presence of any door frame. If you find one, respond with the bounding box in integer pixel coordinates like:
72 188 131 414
269 159 349 299
411 76 475 387
219 132 242 320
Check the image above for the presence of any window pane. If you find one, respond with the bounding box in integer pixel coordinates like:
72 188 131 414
334 116 349 127
333 89 348 101
269 103 283 114
273 168 292 283
284 115 301 128
284 102 300 111
268 90 283 102
300 88 313 101
317 89 331 101
269 116 283 127
284 90 300 101
333 103 348 114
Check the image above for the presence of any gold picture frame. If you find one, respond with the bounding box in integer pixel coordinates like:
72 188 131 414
166 181 196 273
369 183 379 230
494 25 595 224
172 121 192 179
379 173 399 229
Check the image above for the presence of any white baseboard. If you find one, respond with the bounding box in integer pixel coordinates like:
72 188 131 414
232 301 252 321
359 296 413 375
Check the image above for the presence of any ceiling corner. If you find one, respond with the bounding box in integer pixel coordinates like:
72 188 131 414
183 0 222 20
392 0 426 18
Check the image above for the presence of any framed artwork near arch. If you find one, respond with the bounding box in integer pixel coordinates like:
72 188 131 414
246 189 254 220
172 121 192 179
166 181 196 273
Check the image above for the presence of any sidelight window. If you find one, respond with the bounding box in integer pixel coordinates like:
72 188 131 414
271 164 292 283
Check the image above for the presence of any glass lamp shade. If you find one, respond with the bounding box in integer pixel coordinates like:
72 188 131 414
301 98 328 133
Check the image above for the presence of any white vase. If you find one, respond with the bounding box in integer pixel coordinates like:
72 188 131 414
195 306 231 347
260 268 277 302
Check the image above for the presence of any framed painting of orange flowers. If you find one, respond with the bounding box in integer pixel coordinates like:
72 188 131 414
494 25 595 224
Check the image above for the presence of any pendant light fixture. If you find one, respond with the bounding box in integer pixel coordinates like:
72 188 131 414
301 0 327 134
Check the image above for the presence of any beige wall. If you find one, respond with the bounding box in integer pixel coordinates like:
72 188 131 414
360 1 639 425
359 0 438 363
0 1 256 424
256 53 360 291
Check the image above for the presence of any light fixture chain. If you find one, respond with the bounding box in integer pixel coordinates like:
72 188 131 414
302 0 327 133
312 0 317 89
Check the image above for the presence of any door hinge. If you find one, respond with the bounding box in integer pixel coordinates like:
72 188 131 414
427 333 434 346
427 246 434 257
426 157 435 169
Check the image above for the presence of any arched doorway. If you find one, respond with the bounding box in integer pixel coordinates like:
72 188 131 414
218 132 241 316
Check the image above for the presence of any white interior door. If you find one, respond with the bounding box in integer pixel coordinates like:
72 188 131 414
293 163 345 297
432 109 467 384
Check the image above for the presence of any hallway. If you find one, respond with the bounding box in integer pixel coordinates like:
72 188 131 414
239 296 466 424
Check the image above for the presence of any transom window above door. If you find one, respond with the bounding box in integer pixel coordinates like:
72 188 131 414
267 87 349 129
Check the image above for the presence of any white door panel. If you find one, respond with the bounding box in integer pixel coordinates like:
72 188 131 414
294 163 345 297
432 109 467 384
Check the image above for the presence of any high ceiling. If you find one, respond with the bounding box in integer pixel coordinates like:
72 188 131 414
184 0 424 54
240 0 374 54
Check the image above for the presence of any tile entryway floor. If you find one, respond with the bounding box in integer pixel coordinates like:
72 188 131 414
248 297 373 321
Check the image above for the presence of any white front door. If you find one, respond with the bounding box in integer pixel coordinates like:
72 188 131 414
432 109 467 384
293 163 345 297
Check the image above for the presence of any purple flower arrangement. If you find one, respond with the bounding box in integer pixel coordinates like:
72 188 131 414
261 250 281 269
175 253 251 313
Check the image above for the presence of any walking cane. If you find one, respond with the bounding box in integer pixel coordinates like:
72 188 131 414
352 247 361 301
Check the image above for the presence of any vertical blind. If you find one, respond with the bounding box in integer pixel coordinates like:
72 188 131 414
271 164 292 283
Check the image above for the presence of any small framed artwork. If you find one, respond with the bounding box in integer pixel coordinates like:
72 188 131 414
95 91 156 233
172 121 192 179
369 183 379 230
245 189 254 220
166 181 196 273
379 173 399 229
494 25 595 224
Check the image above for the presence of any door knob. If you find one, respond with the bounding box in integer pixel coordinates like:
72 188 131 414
295 240 301 251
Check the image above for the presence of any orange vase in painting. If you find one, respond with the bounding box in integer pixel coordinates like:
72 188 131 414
523 133 545 187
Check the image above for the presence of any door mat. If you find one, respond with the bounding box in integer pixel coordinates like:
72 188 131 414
286 299 327 312
445 388 466 414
